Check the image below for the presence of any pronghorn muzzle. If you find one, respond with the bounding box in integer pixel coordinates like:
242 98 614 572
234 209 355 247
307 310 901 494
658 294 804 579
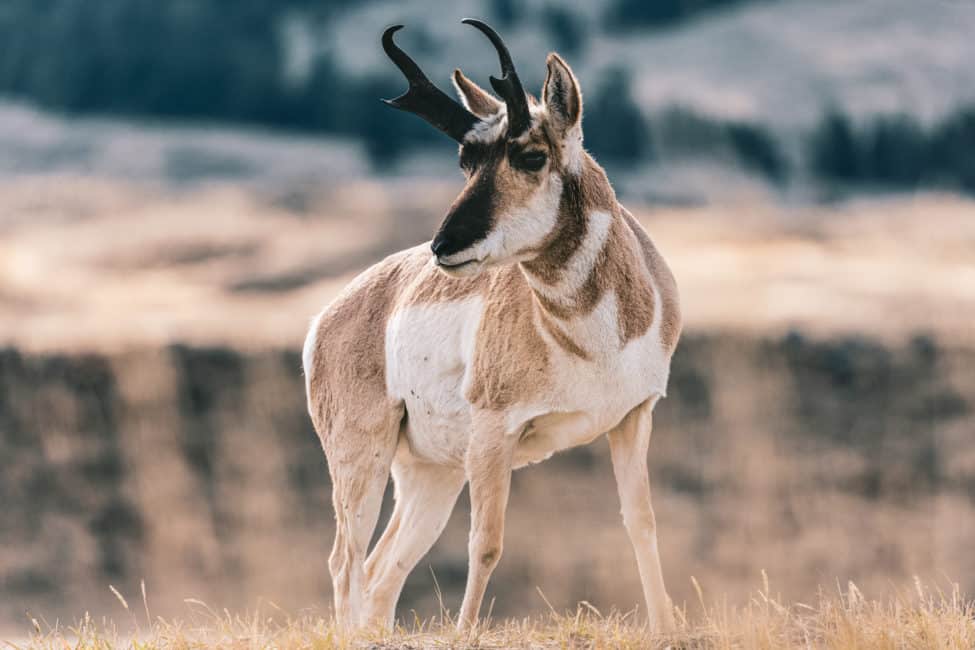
431 165 497 268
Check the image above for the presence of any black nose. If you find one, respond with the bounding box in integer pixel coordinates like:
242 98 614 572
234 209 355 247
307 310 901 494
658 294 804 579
431 233 449 257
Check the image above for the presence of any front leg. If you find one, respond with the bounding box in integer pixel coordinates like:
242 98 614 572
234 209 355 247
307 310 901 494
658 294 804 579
457 412 517 630
607 398 676 633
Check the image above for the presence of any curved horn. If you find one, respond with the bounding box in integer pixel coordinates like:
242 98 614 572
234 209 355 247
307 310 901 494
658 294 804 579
381 25 480 143
462 18 531 137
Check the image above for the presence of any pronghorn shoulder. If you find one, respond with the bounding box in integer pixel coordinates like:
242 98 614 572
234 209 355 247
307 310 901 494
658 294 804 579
303 245 429 424
304 243 491 388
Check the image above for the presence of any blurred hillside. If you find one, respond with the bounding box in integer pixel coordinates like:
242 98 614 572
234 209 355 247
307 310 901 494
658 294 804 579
2 0 975 196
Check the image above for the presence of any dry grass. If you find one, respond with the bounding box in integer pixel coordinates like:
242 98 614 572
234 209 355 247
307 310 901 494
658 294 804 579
12 578 975 649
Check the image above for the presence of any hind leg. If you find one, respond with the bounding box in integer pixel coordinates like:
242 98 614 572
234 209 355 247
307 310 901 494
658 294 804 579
323 408 401 629
362 451 465 627
607 398 675 632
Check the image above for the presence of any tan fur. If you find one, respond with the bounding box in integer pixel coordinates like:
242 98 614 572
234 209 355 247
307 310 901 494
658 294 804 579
607 398 676 631
621 208 682 351
537 307 591 360
488 146 551 219
521 157 661 345
304 250 415 627
456 410 518 628
306 250 411 436
521 159 614 280
605 213 656 344
402 254 490 306
466 266 552 409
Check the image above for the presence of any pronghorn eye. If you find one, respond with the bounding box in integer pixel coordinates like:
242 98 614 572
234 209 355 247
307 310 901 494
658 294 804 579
513 151 547 172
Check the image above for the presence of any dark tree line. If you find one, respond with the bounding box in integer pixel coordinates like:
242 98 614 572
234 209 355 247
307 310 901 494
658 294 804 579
0 0 620 165
604 0 770 30
810 110 975 193
0 0 441 162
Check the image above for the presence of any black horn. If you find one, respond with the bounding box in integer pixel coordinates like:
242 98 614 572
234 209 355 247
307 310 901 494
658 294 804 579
462 18 531 137
381 25 480 142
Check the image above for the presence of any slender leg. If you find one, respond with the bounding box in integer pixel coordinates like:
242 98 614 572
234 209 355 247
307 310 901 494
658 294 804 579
457 415 517 630
362 456 465 627
606 398 676 633
323 410 401 630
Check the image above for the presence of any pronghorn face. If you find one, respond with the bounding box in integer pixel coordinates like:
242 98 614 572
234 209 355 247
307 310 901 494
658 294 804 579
380 21 584 278
431 56 584 278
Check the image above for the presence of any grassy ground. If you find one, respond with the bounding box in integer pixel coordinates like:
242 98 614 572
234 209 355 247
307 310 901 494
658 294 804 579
13 578 975 649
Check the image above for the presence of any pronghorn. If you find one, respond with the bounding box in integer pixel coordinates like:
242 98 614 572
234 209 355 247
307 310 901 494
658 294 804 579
303 19 681 632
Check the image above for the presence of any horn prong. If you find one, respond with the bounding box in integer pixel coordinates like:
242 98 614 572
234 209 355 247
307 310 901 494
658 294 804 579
462 18 531 137
380 25 480 143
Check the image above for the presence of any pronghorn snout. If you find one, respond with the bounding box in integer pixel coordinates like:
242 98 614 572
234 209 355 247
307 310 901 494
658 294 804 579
430 232 453 257
430 224 481 261
431 228 485 276
430 173 496 275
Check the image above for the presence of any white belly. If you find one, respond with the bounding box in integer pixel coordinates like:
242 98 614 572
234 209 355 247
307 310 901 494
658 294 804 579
508 290 671 466
510 346 667 467
385 293 672 469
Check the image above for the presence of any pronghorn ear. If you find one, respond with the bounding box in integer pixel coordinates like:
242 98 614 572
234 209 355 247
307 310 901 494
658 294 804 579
452 69 504 119
542 53 582 135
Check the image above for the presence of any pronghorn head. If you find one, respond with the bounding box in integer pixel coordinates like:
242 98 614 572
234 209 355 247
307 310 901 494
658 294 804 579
383 20 585 277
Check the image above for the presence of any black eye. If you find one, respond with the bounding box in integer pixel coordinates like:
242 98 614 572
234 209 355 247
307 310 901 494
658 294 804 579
513 151 547 172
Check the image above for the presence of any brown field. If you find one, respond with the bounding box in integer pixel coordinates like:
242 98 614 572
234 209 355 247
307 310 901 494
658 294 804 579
2 178 973 352
2 177 974 646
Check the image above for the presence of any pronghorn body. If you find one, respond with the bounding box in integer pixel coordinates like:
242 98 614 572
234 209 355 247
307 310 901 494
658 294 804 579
303 21 681 633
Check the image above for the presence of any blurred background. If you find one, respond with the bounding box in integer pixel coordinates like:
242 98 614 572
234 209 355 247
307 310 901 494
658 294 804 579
1 0 974 636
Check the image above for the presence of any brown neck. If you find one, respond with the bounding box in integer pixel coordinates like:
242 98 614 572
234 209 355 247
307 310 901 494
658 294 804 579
520 156 618 318
519 156 658 355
